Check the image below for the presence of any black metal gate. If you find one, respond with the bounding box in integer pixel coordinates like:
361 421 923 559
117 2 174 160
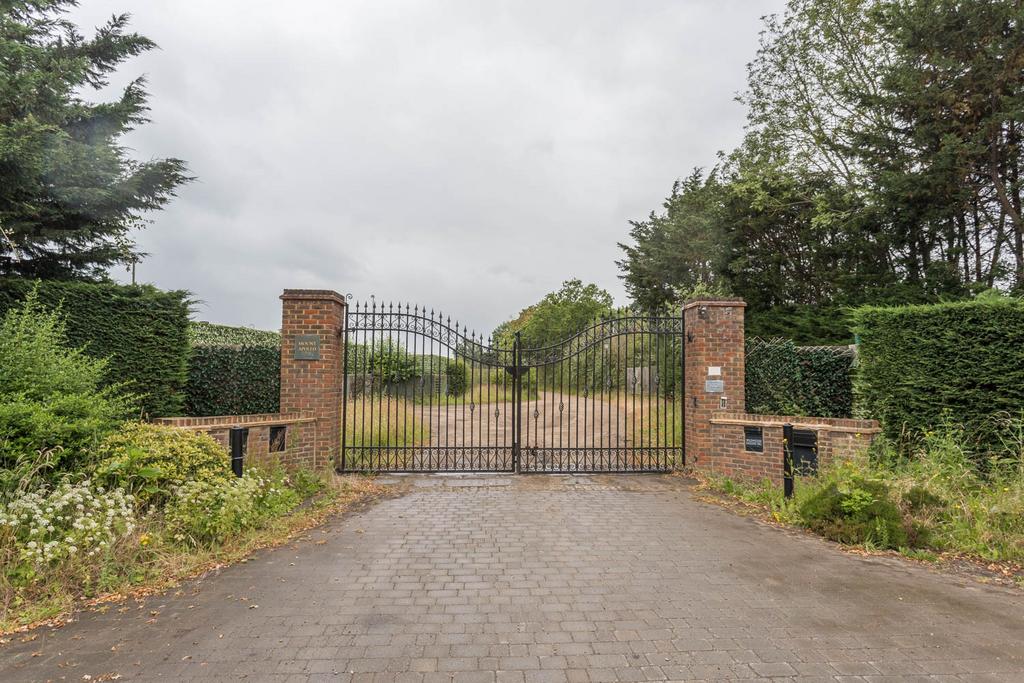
340 302 684 473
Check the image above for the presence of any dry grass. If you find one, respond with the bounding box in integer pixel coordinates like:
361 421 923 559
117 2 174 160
343 397 428 448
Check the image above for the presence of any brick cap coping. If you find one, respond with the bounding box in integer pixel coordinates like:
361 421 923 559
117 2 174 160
154 413 315 429
710 412 881 435
280 289 347 305
682 298 747 310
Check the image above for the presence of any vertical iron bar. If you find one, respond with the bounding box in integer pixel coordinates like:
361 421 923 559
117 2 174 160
410 306 418 471
341 307 350 472
384 306 393 471
645 322 653 470
615 316 622 472
367 305 377 471
598 325 604 465
574 337 580 472
514 332 522 473
417 308 426 470
471 335 478 469
626 317 634 473
679 308 685 468
460 325 466 471
445 316 451 471
402 305 409 469
654 323 661 470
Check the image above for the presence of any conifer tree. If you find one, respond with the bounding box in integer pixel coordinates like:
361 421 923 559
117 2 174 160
0 1 189 279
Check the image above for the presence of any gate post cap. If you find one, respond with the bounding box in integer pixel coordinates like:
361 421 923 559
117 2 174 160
280 289 348 306
681 297 746 310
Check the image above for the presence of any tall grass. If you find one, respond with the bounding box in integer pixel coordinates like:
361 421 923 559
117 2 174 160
343 397 427 448
704 412 1024 561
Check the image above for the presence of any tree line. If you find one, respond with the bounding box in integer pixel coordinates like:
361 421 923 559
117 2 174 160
618 0 1024 343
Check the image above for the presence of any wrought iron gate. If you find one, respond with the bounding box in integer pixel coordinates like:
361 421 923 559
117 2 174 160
340 302 684 473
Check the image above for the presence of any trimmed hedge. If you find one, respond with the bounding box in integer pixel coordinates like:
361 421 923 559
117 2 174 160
745 337 854 418
185 322 281 416
745 304 855 345
0 278 190 417
852 295 1024 455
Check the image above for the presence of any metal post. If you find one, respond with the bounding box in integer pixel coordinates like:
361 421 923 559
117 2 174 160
340 308 349 473
782 422 794 499
513 332 522 473
680 307 686 468
230 426 248 477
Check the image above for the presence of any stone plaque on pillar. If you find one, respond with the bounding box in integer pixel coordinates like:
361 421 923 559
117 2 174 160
293 334 321 360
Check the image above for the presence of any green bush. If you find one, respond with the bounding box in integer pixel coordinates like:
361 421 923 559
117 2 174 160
852 294 1024 456
185 322 280 416
0 290 133 492
446 360 468 396
93 422 231 505
0 279 190 417
164 468 299 547
797 473 908 548
745 337 854 417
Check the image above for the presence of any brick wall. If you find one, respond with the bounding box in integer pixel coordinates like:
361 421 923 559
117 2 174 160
154 413 317 469
707 412 880 485
683 296 880 485
279 290 346 465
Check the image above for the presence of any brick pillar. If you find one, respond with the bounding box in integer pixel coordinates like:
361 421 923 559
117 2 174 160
683 298 746 470
280 289 346 467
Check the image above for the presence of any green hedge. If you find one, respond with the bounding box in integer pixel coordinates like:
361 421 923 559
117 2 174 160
852 295 1024 455
745 337 854 418
745 304 855 345
185 322 280 416
0 278 190 417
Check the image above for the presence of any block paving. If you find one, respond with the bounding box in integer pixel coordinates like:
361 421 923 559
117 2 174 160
3 474 1023 682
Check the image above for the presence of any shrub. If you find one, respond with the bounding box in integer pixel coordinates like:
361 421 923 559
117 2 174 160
852 293 1024 457
446 360 468 396
93 423 231 505
797 473 907 549
185 322 280 416
0 479 136 584
745 337 854 418
0 279 191 417
164 469 299 547
0 290 134 491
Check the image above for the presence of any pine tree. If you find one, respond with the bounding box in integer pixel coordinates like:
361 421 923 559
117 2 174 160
0 1 190 279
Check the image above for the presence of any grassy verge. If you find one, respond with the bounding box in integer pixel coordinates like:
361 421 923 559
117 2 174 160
692 417 1024 585
0 474 382 635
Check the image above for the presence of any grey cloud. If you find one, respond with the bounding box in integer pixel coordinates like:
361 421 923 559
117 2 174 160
72 0 785 333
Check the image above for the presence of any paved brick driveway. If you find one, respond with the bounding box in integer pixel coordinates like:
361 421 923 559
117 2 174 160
3 475 1024 682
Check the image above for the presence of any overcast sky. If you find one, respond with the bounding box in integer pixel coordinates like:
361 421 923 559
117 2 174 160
70 0 784 335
